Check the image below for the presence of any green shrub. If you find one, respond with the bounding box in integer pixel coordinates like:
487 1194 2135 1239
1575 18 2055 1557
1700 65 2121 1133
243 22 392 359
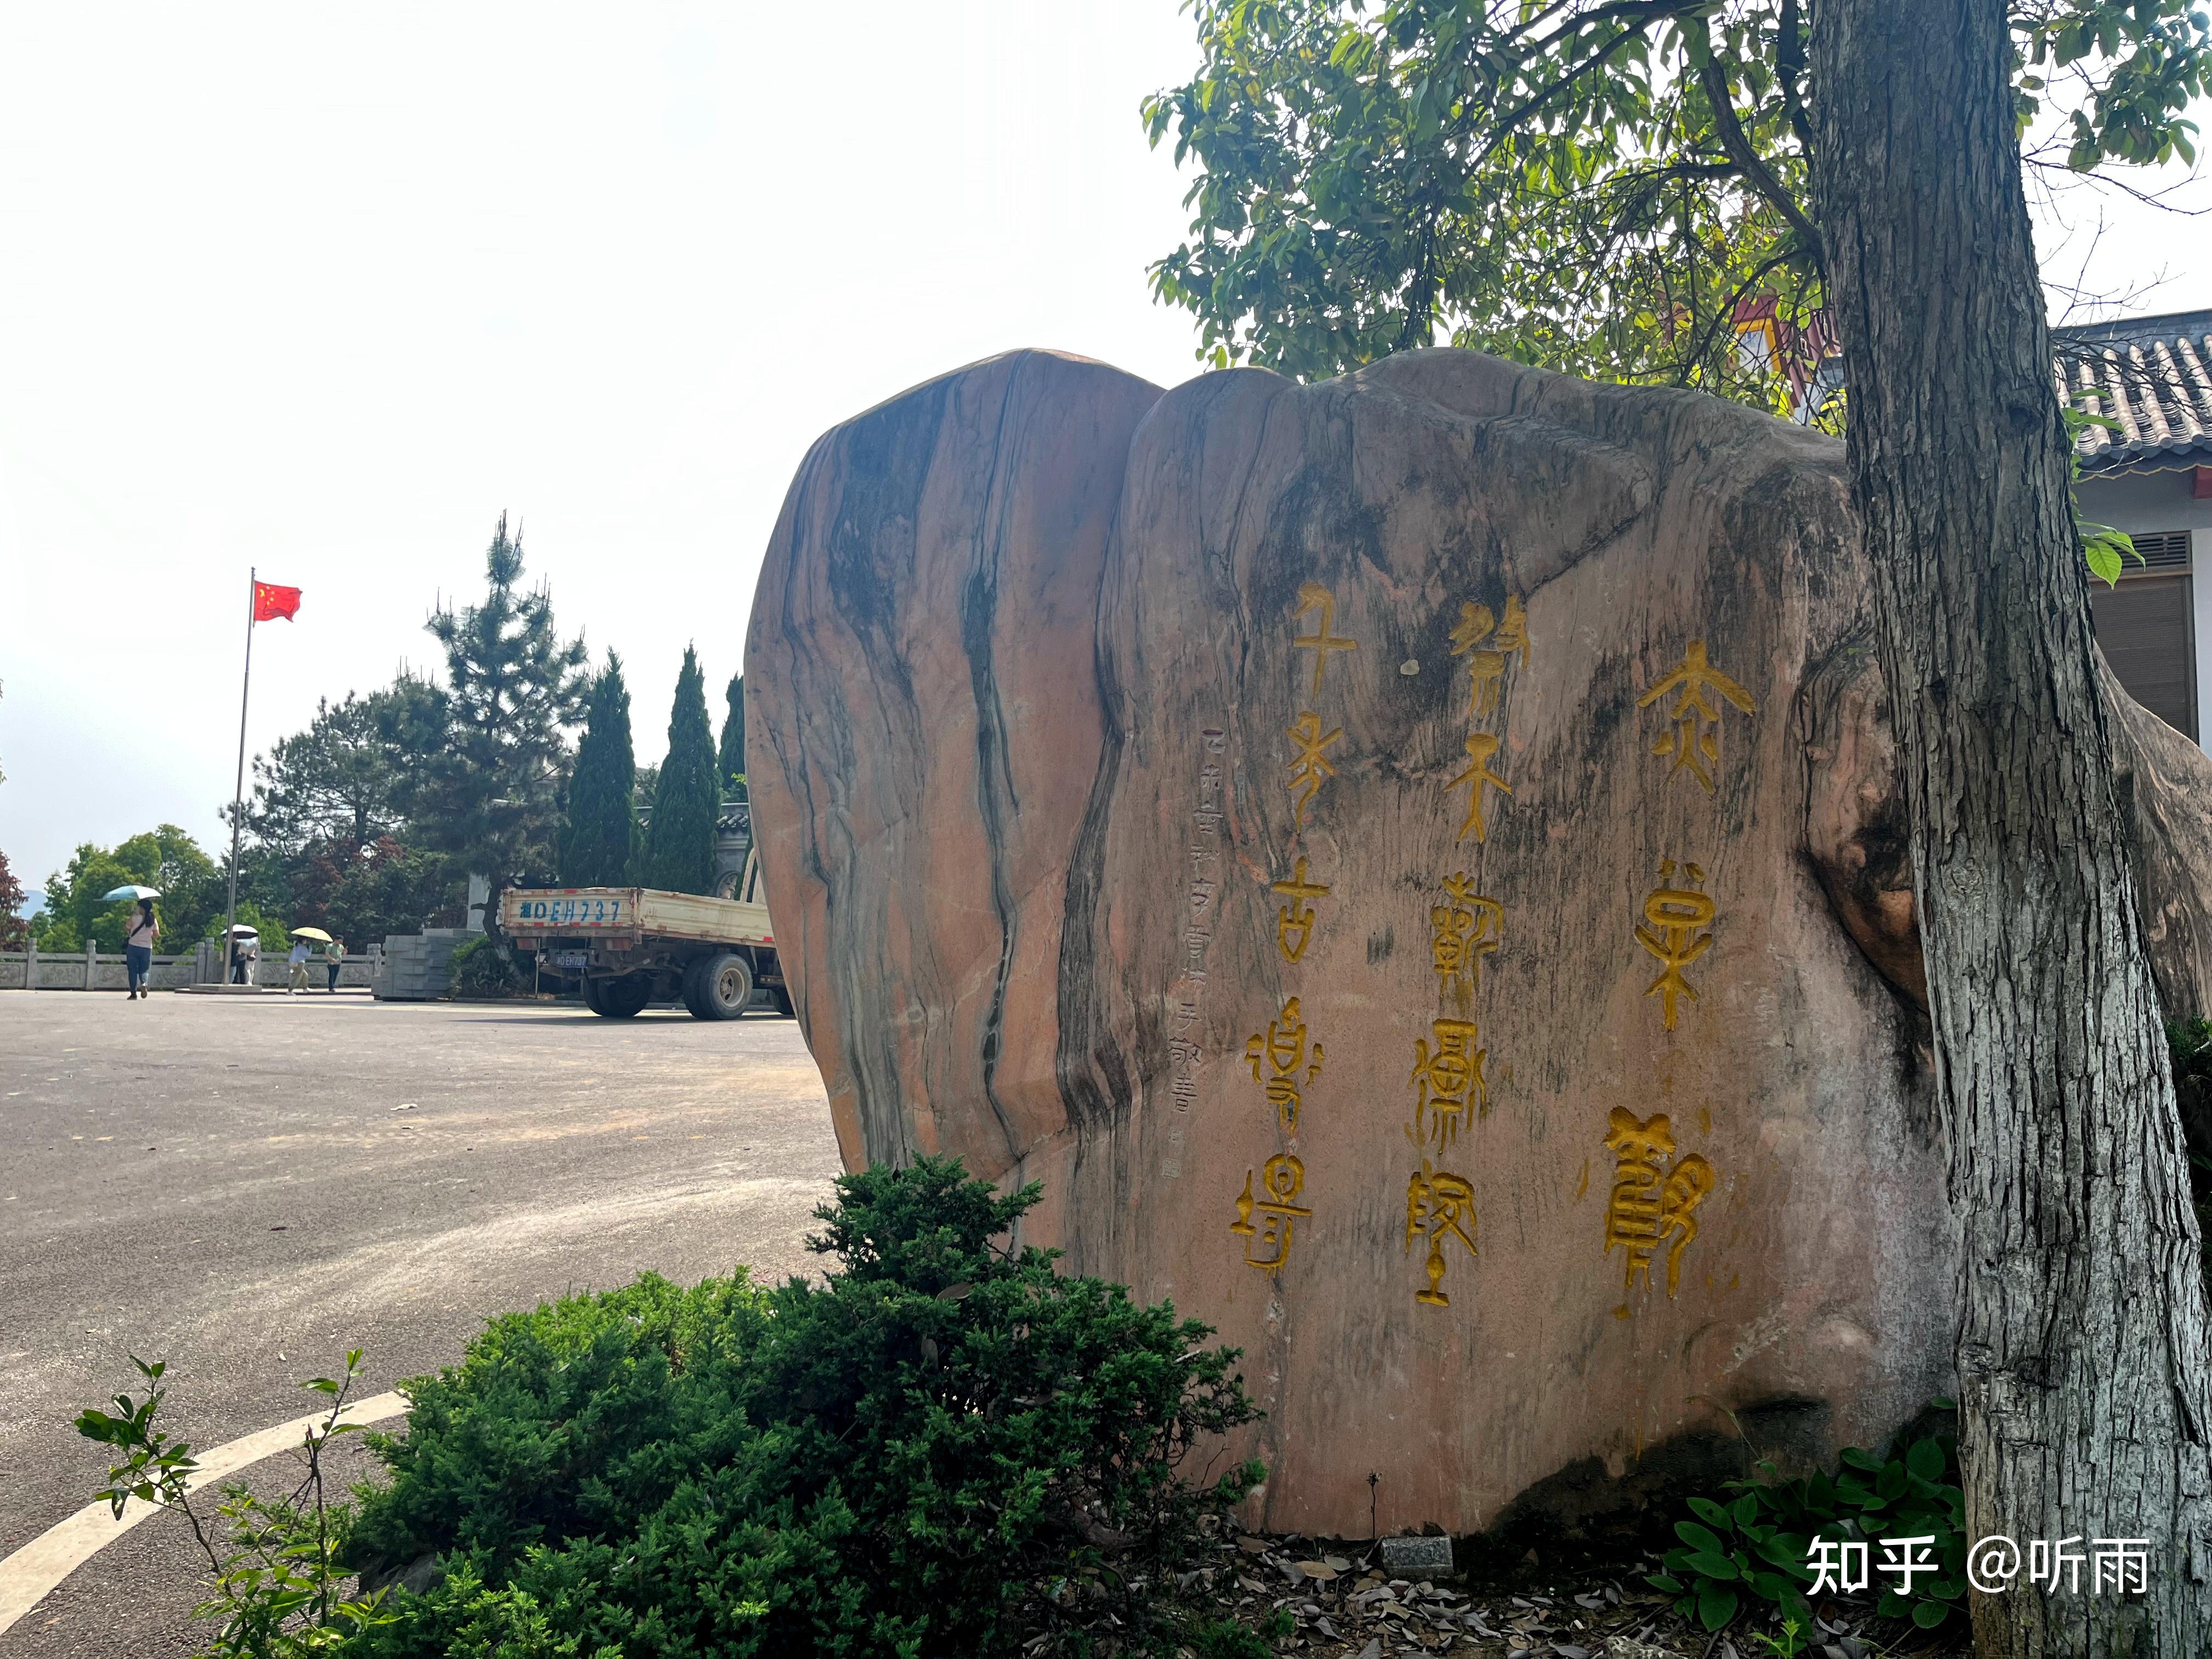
1648 1427 1966 1635
447 935 520 996
345 1156 1263 1658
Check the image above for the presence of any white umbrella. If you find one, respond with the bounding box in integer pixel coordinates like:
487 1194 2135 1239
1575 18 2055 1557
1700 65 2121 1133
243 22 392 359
224 924 260 936
102 884 161 901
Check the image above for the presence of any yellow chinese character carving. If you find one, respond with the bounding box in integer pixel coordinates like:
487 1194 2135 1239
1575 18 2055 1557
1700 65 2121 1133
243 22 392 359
1406 1017 1487 1149
1286 710 1343 830
1271 856 1331 964
1493 594 1531 662
1405 1160 1479 1306
1230 1154 1313 1272
1447 595 1531 717
1601 1108 1717 1296
1444 731 1512 843
1430 872 1503 994
1636 860 1714 1031
1637 640 1756 793
1244 995 1323 1133
1292 581 1358 697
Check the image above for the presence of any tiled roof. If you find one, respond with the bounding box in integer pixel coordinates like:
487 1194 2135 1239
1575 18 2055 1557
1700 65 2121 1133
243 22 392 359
2055 308 2212 474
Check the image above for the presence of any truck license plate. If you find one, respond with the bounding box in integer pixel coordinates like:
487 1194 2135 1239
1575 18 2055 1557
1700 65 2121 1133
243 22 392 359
550 950 592 969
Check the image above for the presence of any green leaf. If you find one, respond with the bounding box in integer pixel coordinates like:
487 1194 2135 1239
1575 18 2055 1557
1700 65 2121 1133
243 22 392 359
1730 1492 1760 1528
1685 1551 1740 1581
1913 1598 1953 1629
1698 1581 1739 1630
2087 537 2124 588
1647 1572 1685 1593
1757 1533 1815 1575
1906 1437 1944 1481
1675 1520 1725 1554
1689 1495 1734 1530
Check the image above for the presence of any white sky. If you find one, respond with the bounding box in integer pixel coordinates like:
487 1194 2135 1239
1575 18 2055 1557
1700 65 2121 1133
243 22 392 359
2 4 2207 890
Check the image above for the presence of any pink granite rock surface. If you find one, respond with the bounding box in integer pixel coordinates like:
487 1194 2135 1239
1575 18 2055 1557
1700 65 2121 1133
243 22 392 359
747 346 2212 1538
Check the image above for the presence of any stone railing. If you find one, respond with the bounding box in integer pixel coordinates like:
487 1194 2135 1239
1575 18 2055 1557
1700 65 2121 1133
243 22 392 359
0 942 383 992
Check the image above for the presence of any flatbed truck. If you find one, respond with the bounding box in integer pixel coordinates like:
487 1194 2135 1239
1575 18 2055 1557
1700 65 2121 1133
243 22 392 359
501 848 788 1020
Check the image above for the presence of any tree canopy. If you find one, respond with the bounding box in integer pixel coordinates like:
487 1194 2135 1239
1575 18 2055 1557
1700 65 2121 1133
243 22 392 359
33 825 222 953
640 646 720 895
1144 0 2209 410
241 687 414 855
390 515 588 887
560 652 641 887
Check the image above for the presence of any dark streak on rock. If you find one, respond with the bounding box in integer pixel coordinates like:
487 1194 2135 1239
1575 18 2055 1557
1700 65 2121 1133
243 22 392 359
821 382 948 1163
964 365 1030 1169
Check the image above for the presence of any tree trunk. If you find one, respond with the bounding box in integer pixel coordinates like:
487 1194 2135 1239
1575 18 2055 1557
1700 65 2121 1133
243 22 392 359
1810 2 2212 1652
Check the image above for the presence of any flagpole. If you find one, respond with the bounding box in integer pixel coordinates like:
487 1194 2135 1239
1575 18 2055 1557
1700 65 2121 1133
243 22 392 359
222 568 255 985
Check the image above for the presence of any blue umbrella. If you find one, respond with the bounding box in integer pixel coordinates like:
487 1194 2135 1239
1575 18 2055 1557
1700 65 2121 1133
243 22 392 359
102 885 161 901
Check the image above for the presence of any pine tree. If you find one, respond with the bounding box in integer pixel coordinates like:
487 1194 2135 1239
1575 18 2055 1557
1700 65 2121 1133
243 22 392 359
717 672 747 798
244 687 413 855
640 646 719 895
559 652 640 886
395 514 588 907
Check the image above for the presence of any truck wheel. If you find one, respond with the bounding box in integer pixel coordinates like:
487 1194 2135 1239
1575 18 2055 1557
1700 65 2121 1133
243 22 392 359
592 974 652 1019
684 951 753 1020
770 987 794 1019
580 977 605 1014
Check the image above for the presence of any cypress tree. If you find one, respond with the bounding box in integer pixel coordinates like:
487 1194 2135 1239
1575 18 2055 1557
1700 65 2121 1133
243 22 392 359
560 653 639 885
717 672 747 798
641 646 719 894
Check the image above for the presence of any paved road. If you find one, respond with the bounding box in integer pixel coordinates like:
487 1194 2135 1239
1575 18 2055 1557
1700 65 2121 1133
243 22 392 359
0 991 841 1656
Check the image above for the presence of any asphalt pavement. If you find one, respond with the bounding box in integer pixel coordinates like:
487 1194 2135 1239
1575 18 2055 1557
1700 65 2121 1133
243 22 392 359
0 990 842 1656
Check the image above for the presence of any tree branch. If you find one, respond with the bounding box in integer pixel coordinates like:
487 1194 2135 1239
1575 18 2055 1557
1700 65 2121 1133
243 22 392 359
1776 0 1816 160
1695 55 1825 274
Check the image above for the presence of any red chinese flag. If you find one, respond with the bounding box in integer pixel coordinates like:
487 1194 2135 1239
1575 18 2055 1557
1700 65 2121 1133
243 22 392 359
252 580 302 622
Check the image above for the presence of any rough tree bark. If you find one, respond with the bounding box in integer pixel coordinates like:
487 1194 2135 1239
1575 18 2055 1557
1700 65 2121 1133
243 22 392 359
1810 2 2212 1652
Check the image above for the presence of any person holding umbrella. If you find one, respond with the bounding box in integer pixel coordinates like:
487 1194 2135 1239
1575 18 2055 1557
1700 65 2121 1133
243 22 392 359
106 885 161 1000
229 926 259 984
291 927 341 992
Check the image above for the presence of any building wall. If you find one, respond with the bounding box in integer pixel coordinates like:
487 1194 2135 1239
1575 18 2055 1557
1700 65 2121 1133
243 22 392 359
2076 467 2212 752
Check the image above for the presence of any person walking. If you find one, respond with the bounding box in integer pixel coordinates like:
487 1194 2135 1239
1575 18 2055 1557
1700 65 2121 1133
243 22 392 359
124 899 159 1001
286 936 312 995
229 932 258 984
324 936 346 994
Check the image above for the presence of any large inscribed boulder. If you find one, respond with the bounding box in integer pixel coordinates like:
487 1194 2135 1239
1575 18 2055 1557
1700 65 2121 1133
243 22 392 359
747 347 2212 1539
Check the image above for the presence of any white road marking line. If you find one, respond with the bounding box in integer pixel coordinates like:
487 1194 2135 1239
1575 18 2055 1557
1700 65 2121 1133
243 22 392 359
0 1391 408 1637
